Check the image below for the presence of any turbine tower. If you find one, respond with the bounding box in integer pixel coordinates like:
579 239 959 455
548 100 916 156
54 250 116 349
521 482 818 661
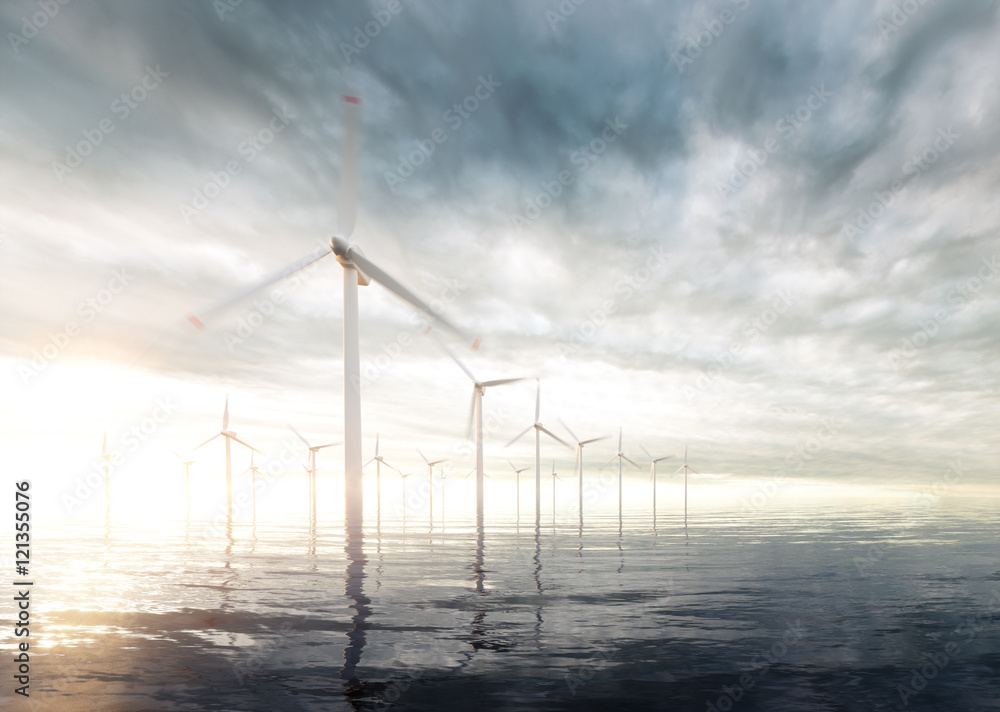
640 444 673 519
364 433 399 513
674 445 699 527
600 426 640 516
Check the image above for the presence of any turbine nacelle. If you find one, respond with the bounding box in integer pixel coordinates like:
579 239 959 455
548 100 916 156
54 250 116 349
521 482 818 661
330 235 371 286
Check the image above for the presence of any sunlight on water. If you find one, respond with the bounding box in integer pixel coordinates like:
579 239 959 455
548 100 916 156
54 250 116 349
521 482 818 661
9 487 1000 711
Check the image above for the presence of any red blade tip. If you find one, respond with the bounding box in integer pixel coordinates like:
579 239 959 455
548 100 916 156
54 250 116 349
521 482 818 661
186 314 206 330
342 95 361 104
471 336 482 351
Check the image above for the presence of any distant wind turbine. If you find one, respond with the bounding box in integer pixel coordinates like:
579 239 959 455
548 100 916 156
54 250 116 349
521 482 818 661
549 460 563 516
507 460 529 511
239 451 263 520
436 334 525 520
600 426 640 515
193 396 263 520
639 444 673 518
290 425 338 521
399 472 413 519
100 431 114 515
186 96 467 527
561 420 608 519
505 379 570 525
171 449 197 516
417 449 447 526
674 445 699 527
364 433 398 513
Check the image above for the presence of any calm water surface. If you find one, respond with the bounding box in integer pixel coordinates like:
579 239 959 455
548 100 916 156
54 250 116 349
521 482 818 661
19 497 1000 711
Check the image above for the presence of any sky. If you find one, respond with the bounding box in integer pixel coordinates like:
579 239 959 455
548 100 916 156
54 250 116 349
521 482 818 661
2 0 999 519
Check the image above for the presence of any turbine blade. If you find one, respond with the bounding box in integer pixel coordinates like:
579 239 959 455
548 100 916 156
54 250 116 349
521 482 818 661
508 459 518 473
417 448 429 465
288 425 312 449
537 425 570 448
640 443 653 460
689 468 700 475
481 377 526 388
466 387 476 442
192 433 222 451
618 425 622 451
433 330 477 383
102 430 107 454
581 436 609 445
229 435 264 454
338 95 361 237
345 247 463 335
314 442 339 450
363 458 375 468
573 447 579 473
559 418 579 444
655 455 674 462
622 455 641 469
534 378 541 423
188 247 332 327
504 425 533 449
223 395 229 432
599 456 616 470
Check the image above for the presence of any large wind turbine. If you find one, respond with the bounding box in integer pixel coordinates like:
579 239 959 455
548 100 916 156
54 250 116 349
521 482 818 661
505 379 570 524
364 433 398 512
192 396 263 520
600 426 640 515
640 444 673 518
187 96 464 525
674 445 699 527
290 425 339 520
417 449 447 527
561 420 608 519
437 335 525 520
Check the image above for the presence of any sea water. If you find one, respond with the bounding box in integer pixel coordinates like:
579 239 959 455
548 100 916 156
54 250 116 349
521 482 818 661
12 492 1000 711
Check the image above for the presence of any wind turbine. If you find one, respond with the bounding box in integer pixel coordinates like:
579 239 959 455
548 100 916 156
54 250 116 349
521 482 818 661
674 445 699 527
560 420 608 519
640 444 673 519
399 472 413 519
239 451 263 520
171 449 197 515
186 96 465 526
507 460 529 513
549 460 563 517
192 396 263 520
600 426 640 515
417 449 447 527
290 425 339 520
504 379 570 525
435 334 525 519
364 433 398 512
100 431 114 515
